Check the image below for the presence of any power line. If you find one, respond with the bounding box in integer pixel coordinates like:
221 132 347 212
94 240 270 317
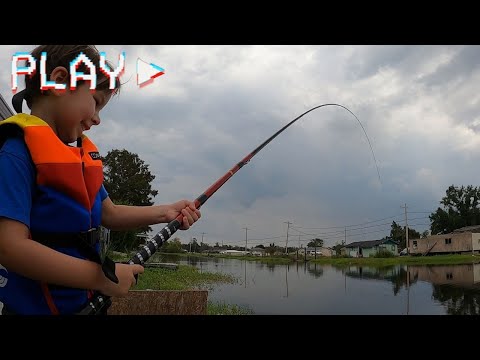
198 219 431 248
290 213 405 230
290 215 430 235
290 210 434 232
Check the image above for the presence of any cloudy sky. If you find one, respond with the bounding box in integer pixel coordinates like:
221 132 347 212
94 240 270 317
1 45 479 250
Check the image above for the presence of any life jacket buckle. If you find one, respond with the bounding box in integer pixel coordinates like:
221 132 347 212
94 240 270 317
80 228 100 247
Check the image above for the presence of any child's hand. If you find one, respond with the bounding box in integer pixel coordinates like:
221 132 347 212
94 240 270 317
98 263 144 297
165 200 201 230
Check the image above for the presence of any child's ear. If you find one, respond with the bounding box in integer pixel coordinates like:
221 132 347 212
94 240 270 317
49 66 69 96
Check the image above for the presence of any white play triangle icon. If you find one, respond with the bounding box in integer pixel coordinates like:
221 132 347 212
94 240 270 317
137 58 165 87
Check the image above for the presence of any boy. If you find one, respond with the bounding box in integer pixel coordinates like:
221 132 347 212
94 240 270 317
0 45 201 315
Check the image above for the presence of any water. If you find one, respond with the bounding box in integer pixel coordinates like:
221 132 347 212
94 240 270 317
154 255 480 315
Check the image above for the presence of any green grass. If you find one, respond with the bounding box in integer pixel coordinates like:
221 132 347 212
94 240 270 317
207 301 254 315
309 253 480 267
133 265 237 291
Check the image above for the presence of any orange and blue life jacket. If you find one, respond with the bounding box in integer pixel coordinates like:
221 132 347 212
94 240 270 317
0 114 110 314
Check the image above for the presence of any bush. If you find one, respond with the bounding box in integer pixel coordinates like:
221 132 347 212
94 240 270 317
373 249 395 258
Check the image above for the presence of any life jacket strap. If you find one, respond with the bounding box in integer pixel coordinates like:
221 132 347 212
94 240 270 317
31 229 119 284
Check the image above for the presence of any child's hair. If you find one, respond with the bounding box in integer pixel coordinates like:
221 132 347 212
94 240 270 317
24 45 122 109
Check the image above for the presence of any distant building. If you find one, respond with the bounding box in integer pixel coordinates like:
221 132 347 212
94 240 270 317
343 239 399 258
250 247 266 256
409 229 480 256
298 247 334 257
219 250 248 255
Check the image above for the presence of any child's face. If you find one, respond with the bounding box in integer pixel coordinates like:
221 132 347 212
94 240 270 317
53 83 112 144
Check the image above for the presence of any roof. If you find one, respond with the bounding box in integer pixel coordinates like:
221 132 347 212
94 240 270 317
453 225 480 233
344 239 398 248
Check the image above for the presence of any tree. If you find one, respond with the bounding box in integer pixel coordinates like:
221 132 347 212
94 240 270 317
307 238 324 248
332 243 343 256
160 237 183 253
430 185 480 235
191 238 200 252
389 221 421 250
102 149 159 252
266 243 276 256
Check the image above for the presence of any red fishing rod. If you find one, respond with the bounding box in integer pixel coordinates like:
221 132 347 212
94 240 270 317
78 103 380 315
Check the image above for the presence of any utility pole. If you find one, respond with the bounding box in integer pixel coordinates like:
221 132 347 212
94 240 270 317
198 232 206 253
297 235 301 261
401 203 409 254
243 227 249 252
344 227 347 245
284 221 292 255
189 237 192 253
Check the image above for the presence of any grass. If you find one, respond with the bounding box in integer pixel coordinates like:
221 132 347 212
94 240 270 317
207 301 254 315
133 265 237 291
309 253 480 267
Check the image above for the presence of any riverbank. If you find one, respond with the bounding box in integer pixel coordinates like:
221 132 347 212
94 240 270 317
174 251 480 267
309 253 480 266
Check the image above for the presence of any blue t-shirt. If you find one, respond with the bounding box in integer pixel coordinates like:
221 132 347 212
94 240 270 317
0 136 109 314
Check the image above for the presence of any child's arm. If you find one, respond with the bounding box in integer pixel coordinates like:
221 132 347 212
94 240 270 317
0 217 143 297
101 197 201 231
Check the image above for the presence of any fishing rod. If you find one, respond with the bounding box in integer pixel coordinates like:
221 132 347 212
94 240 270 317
78 103 381 315
0 93 15 120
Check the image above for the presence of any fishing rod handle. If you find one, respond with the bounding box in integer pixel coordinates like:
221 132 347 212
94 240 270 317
128 198 202 266
128 218 182 265
77 294 111 315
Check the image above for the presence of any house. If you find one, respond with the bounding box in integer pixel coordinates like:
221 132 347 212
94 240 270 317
408 229 480 255
343 239 399 258
219 250 248 255
250 247 266 256
298 247 335 257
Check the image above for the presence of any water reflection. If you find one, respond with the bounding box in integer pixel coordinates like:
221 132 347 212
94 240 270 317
410 264 480 315
341 263 480 315
307 262 324 278
244 260 247 288
153 254 480 315
340 264 410 295
406 270 410 315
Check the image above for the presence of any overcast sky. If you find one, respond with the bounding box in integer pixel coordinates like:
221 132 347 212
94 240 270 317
1 45 479 249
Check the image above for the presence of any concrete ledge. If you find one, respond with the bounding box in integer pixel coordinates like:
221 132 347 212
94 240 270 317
109 290 208 315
